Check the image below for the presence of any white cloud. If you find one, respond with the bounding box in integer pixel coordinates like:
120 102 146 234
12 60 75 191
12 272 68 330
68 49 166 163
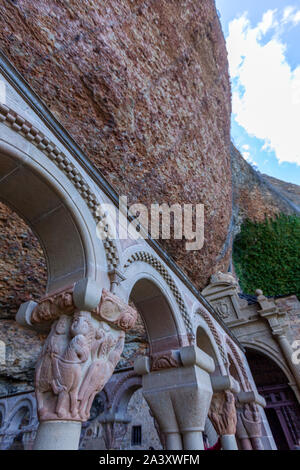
227 8 300 166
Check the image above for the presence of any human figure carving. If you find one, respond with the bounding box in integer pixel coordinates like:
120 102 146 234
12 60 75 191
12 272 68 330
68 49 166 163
54 312 94 419
78 324 125 420
241 402 263 449
35 315 69 419
209 390 237 436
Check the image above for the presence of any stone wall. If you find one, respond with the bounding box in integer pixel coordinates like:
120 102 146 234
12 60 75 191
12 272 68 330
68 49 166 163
121 388 162 450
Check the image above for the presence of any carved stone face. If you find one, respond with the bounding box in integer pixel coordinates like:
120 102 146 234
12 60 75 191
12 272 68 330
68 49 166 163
71 315 90 337
55 316 69 335
63 293 73 308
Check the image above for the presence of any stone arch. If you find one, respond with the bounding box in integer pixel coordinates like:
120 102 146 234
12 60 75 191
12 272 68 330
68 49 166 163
0 119 110 293
112 375 142 417
6 397 36 433
123 251 193 337
225 338 250 391
120 271 190 361
245 347 300 449
195 321 224 375
195 307 227 368
242 341 295 388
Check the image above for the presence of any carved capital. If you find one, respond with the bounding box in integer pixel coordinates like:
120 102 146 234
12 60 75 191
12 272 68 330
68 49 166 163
240 403 262 438
30 286 137 333
208 390 237 436
151 350 182 372
93 288 137 331
35 307 136 422
31 286 75 324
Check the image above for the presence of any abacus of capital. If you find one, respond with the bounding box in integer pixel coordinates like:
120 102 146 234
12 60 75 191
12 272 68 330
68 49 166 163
134 345 215 451
16 278 137 450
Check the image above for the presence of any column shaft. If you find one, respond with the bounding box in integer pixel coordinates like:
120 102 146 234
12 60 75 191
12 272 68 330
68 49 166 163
33 421 82 450
221 434 238 450
182 431 204 451
165 432 183 450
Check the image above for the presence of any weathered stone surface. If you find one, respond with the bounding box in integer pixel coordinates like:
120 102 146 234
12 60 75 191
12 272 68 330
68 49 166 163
0 320 44 396
0 202 47 320
118 311 148 370
262 175 300 210
0 0 232 289
230 144 298 237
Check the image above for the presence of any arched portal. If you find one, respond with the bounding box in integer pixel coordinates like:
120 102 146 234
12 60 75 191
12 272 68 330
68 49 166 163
246 348 300 450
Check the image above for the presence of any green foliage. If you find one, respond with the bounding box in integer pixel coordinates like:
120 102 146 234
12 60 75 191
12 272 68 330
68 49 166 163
233 214 300 297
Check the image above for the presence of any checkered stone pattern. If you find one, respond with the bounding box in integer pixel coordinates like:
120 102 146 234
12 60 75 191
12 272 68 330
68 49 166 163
226 337 250 388
197 308 227 363
0 103 119 271
124 251 194 336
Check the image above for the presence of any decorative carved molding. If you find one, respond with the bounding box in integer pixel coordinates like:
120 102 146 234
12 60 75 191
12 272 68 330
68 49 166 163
93 289 137 331
226 337 251 389
209 390 237 436
151 350 182 371
35 311 128 422
214 301 230 320
0 103 119 270
124 251 193 336
31 287 137 332
31 286 75 324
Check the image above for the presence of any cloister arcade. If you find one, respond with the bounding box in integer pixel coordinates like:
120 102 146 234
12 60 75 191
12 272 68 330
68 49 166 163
0 51 297 451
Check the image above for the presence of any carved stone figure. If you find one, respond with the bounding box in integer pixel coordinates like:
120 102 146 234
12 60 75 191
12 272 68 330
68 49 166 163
209 390 237 436
151 350 181 371
236 402 263 450
31 288 75 324
34 288 137 423
54 312 94 420
78 324 125 420
93 289 137 330
35 315 70 419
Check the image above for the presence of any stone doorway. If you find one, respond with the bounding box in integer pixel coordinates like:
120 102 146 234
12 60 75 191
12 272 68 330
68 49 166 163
246 349 300 450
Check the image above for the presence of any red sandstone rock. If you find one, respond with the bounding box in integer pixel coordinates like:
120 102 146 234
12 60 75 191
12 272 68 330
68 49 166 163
0 0 232 289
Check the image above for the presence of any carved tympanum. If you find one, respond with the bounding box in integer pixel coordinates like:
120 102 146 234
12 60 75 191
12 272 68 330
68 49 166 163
34 289 137 422
209 390 237 436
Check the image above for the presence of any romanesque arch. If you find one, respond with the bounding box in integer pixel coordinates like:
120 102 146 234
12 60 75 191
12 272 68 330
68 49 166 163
246 348 300 449
0 140 106 294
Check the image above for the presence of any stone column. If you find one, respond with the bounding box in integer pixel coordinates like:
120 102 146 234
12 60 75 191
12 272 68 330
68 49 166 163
16 279 137 451
208 378 239 451
237 391 266 450
22 430 37 450
134 345 215 451
99 411 131 450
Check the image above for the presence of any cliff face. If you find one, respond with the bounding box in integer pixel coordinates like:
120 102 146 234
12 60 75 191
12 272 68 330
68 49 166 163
230 143 299 239
0 0 232 289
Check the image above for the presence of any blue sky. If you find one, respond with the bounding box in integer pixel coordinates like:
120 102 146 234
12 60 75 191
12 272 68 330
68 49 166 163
216 0 300 185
